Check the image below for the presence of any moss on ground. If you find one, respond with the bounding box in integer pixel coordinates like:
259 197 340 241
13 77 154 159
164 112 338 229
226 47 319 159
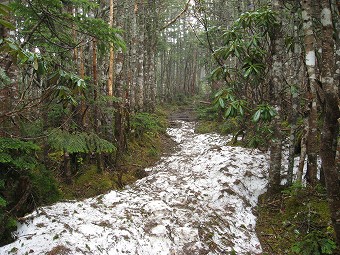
195 120 220 134
256 185 338 254
59 105 177 199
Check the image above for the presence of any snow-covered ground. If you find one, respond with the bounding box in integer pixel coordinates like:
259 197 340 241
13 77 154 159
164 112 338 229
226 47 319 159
0 121 269 255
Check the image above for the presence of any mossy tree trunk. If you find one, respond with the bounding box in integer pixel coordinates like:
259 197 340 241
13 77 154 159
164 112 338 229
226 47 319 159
319 0 340 246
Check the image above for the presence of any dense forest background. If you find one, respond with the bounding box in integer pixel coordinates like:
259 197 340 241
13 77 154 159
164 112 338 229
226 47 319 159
0 0 339 253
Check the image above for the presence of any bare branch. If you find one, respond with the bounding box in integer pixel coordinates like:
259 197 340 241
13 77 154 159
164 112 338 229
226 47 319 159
160 0 190 31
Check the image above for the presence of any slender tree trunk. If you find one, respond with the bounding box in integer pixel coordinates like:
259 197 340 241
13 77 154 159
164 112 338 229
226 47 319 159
78 45 87 127
136 1 144 110
268 0 284 194
301 0 319 186
148 0 157 112
287 12 304 185
107 0 114 97
129 1 138 112
114 1 127 158
319 0 340 246
92 37 103 172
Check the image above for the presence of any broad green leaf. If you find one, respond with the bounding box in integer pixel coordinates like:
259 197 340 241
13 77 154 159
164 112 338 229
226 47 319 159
0 19 15 30
7 41 18 51
244 67 252 78
253 110 261 122
0 3 12 13
218 98 225 108
77 79 85 88
239 105 244 116
225 106 232 118
33 58 39 70
269 108 277 117
214 88 224 98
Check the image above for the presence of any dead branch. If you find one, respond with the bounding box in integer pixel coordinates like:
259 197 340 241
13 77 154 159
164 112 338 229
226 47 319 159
160 0 191 31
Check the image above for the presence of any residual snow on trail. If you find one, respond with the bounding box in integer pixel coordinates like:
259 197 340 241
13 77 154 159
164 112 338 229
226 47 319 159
0 121 268 255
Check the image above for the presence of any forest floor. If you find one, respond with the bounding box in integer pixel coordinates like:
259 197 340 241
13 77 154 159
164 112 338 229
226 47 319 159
0 107 270 255
2 104 335 254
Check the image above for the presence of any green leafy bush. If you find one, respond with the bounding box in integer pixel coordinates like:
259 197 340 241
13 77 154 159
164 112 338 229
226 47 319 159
48 129 116 154
0 138 40 170
252 104 277 123
30 166 61 205
0 138 40 244
292 230 336 255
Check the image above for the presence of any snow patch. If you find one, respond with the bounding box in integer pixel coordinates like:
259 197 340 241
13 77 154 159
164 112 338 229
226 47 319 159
0 121 268 255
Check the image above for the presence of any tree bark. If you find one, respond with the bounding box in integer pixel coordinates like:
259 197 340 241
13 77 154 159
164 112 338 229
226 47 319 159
268 0 284 194
319 0 340 246
107 0 115 97
301 0 319 186
135 0 144 110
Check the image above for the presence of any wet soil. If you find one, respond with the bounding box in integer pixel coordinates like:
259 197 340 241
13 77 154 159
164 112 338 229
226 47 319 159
169 106 197 128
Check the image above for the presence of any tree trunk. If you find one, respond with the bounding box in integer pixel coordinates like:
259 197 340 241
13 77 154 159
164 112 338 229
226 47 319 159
319 0 340 246
107 0 115 97
114 1 127 158
301 0 319 186
268 0 284 194
92 37 103 172
136 1 144 110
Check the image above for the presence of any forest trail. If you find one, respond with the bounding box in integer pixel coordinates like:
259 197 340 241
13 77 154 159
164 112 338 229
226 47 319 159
0 119 269 255
169 106 197 123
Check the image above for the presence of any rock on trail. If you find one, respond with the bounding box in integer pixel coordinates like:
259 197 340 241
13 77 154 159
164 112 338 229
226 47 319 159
0 121 268 255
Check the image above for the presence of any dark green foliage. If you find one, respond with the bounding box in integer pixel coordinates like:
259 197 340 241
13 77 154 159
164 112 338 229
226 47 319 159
19 120 44 138
48 129 116 154
10 0 125 51
212 6 277 82
0 138 60 244
238 122 270 149
50 70 87 107
0 4 15 30
252 104 277 123
0 138 38 244
130 112 166 138
291 230 336 255
30 166 61 205
213 88 248 118
0 138 40 170
0 38 43 70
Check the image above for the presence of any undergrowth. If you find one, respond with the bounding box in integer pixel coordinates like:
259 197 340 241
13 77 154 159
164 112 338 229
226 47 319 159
0 138 60 245
0 105 173 245
256 183 337 255
59 106 171 199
